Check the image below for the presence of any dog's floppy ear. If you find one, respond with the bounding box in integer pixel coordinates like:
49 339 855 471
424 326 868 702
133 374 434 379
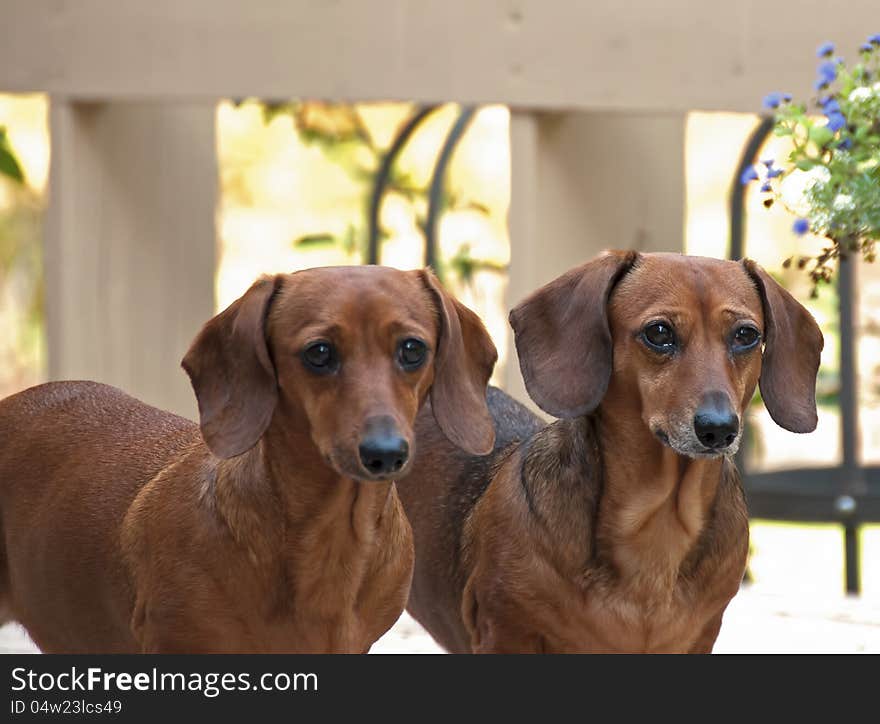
182 275 282 458
509 251 638 419
742 259 824 433
417 269 497 456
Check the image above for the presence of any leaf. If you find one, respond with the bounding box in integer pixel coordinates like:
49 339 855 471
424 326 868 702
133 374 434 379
809 125 835 148
795 158 816 171
462 200 491 215
292 233 337 249
0 127 25 184
262 102 293 125
293 103 362 142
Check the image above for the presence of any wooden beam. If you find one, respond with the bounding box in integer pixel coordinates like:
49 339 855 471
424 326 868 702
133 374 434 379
1 1 873 112
45 101 216 419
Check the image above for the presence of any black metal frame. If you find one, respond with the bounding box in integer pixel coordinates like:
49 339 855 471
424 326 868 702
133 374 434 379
730 117 875 594
367 104 477 270
367 104 439 265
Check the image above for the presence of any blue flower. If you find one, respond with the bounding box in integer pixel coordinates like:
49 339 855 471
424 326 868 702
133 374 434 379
838 138 853 150
814 78 830 91
822 98 841 114
793 218 810 236
767 167 784 178
740 166 759 185
762 92 785 109
826 112 847 131
761 158 775 168
861 43 874 53
869 34 880 46
817 41 835 57
818 61 838 82
760 182 772 193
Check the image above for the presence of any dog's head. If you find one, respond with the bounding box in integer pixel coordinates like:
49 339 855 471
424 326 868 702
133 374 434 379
183 266 496 480
510 252 823 458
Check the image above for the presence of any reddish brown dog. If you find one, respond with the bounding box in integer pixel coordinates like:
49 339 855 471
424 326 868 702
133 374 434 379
400 252 823 653
0 266 496 653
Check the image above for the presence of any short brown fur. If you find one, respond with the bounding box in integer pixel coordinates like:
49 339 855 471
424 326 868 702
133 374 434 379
400 252 823 653
0 265 496 653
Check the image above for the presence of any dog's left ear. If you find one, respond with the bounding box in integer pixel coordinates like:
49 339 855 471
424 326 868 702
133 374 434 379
417 269 497 456
182 275 283 458
742 259 824 433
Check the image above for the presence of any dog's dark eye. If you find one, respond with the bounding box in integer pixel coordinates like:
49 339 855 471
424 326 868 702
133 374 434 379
398 338 428 370
302 342 338 373
732 325 761 351
642 322 676 352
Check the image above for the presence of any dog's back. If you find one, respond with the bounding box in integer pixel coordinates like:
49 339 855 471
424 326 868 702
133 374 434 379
0 381 198 652
400 386 543 652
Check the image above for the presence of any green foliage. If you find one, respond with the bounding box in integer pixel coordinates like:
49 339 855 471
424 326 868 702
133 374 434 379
254 100 503 287
447 244 507 286
0 126 25 184
755 37 880 294
292 233 337 250
0 127 44 394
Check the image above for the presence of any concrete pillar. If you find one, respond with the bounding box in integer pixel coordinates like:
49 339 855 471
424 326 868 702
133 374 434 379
45 101 217 419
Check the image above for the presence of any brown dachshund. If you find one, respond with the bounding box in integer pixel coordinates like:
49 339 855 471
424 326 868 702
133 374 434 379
0 266 496 652
400 252 823 653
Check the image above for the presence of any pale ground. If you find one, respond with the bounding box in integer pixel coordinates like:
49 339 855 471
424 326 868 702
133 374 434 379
2 583 879 654
371 585 880 654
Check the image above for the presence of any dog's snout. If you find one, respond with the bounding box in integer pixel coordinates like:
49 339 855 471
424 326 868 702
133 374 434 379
358 416 409 477
693 393 739 451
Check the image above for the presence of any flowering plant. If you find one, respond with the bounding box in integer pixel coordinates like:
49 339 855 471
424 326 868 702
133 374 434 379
743 35 880 294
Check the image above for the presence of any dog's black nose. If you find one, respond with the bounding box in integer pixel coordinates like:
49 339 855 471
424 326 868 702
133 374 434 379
693 393 739 450
358 417 409 477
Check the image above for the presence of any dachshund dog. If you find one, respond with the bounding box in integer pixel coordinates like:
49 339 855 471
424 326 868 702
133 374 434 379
0 266 496 652
400 252 823 653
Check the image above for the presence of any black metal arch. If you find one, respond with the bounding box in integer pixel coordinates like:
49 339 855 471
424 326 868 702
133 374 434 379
367 104 477 272
367 104 440 266
729 117 876 594
424 106 477 270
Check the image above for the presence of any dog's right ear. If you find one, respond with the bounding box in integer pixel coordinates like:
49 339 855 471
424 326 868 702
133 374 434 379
417 269 498 456
182 275 282 459
509 251 638 419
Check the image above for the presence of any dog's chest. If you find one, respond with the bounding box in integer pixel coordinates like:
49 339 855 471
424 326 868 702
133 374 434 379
252 494 413 652
480 507 743 653
576 574 711 652
131 483 413 653
573 514 738 651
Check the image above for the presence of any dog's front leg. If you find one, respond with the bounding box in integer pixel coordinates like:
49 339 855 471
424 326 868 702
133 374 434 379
687 611 725 654
462 578 547 654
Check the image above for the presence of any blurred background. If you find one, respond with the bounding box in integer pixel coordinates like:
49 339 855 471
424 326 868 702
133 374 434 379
1 2 879 650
